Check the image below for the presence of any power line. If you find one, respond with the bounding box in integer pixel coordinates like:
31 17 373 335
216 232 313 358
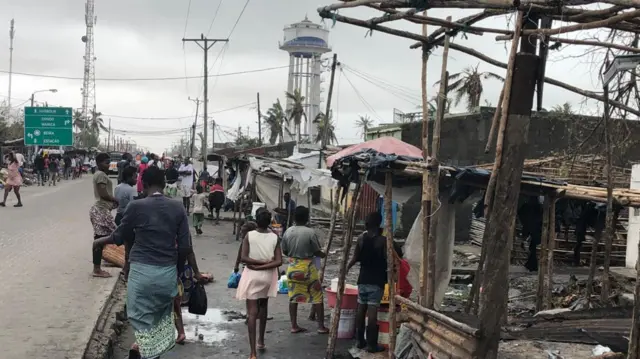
228 0 250 39
340 68 384 122
0 65 288 82
103 102 256 121
206 0 224 36
343 66 420 106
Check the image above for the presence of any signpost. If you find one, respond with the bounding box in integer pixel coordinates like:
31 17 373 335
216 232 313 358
24 107 73 146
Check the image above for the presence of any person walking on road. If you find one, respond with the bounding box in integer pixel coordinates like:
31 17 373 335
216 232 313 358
236 210 283 359
208 178 225 224
178 158 194 213
48 156 59 186
34 153 46 186
93 166 192 359
281 206 329 334
192 185 208 235
90 153 118 279
63 154 72 180
347 212 387 353
136 157 149 197
115 166 138 280
0 152 23 207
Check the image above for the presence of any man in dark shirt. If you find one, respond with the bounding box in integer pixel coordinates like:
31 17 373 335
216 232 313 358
347 211 387 353
63 155 72 180
34 154 45 186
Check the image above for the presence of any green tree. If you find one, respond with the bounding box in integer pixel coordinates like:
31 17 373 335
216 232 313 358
550 102 574 115
438 63 504 111
285 89 307 142
314 111 338 145
354 115 374 141
264 99 287 145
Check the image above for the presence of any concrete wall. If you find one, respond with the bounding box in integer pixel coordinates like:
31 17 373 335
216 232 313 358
384 107 640 242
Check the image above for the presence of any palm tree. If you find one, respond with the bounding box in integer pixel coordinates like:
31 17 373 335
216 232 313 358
263 99 287 145
438 63 504 111
285 89 307 142
354 115 374 141
314 111 337 145
550 102 574 115
72 109 85 131
89 110 108 134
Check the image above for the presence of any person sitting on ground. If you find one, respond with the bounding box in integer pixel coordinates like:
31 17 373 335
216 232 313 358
208 177 225 224
281 205 329 335
236 210 283 359
347 211 387 353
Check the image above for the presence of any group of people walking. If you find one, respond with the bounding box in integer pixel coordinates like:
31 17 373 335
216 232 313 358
90 152 210 359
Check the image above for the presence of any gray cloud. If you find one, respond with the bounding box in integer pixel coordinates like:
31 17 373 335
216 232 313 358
0 0 599 151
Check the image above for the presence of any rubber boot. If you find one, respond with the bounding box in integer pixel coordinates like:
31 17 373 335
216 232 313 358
356 322 366 349
366 324 385 353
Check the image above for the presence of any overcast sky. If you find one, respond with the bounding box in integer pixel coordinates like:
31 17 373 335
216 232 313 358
0 0 604 152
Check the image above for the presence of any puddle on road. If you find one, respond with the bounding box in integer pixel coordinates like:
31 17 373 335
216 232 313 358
181 308 244 345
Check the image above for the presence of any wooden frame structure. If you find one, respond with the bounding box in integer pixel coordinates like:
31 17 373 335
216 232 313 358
317 1 640 358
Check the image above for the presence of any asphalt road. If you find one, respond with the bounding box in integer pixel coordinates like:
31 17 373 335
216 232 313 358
0 176 118 359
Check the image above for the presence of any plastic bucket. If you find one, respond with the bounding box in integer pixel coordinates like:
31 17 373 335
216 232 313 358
336 309 356 339
326 287 359 310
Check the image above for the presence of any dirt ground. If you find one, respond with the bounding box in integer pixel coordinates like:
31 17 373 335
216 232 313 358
113 220 352 359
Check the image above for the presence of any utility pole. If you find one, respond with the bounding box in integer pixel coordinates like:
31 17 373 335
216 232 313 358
212 119 216 153
182 34 228 171
188 97 201 159
7 19 15 119
257 92 262 146
106 118 111 151
319 53 338 168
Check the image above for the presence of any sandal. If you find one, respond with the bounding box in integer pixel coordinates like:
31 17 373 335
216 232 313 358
257 344 266 351
317 327 329 334
291 327 308 334
14 203 22 208
92 270 112 278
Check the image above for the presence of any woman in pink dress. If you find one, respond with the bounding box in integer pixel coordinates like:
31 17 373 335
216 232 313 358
1 152 23 207
236 210 282 359
136 157 149 196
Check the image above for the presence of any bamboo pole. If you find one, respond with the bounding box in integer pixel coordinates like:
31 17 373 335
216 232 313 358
320 187 342 284
545 196 557 309
384 172 397 357
466 12 524 315
601 82 615 302
326 179 365 359
536 195 551 312
419 10 431 308
483 11 524 217
485 87 504 154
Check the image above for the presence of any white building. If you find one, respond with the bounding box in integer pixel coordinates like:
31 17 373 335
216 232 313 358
279 16 331 143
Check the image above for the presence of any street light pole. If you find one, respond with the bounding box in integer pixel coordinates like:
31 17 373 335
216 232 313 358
30 89 58 107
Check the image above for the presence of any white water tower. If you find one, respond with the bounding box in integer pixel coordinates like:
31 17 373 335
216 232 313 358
279 16 331 142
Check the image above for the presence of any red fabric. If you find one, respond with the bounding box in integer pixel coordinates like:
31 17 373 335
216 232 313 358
209 184 224 193
136 163 148 193
326 137 423 167
398 259 412 298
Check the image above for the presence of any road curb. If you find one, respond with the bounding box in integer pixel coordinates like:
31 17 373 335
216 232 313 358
82 276 127 359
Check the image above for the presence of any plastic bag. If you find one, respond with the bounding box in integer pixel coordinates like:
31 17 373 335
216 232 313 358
277 275 288 294
228 272 241 289
188 283 208 315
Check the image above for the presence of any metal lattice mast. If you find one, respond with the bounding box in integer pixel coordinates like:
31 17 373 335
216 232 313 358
81 0 96 145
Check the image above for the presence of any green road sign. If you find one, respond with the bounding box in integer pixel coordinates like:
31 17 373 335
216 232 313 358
24 107 73 146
